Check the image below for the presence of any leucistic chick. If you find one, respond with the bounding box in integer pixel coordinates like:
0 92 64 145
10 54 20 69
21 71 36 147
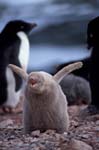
8 62 83 134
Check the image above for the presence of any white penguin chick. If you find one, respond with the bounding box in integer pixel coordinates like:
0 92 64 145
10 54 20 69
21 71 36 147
8 62 83 134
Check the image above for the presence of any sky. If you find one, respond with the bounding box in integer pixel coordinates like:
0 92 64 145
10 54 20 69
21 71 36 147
0 0 51 5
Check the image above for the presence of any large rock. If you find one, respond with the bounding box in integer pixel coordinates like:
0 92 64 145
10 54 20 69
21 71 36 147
66 139 93 150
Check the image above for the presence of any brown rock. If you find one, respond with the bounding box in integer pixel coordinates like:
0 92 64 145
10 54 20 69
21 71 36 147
68 139 93 150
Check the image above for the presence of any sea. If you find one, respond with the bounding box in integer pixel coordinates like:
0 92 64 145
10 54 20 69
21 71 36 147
0 0 99 72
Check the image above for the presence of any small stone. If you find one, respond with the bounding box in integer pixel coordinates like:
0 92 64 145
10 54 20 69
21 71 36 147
45 130 56 135
31 130 40 137
8 135 15 140
0 119 13 128
71 120 79 127
0 141 3 144
23 143 30 147
96 120 99 125
32 147 40 150
63 132 68 136
94 127 99 131
17 141 23 147
80 134 89 139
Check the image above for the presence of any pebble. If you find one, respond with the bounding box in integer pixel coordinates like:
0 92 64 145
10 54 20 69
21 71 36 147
0 119 13 128
31 130 40 137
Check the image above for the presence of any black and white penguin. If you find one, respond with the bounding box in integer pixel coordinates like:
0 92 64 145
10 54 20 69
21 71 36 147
0 20 37 112
87 16 99 112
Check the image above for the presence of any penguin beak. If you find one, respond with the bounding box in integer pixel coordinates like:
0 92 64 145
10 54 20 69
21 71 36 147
26 22 37 34
29 78 38 87
30 23 37 29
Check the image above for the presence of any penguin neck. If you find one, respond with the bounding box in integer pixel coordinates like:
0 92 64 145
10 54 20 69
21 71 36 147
17 31 30 70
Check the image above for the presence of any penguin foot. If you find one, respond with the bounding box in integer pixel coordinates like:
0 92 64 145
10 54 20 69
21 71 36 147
2 107 15 113
0 107 14 114
0 105 23 114
0 95 24 114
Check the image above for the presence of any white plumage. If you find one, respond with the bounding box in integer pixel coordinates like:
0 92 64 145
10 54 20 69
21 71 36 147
17 31 30 71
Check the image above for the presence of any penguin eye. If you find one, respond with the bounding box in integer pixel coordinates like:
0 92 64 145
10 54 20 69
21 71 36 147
20 25 24 29
90 33 93 38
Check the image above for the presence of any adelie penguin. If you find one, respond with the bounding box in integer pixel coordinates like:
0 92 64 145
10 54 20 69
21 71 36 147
79 16 99 116
86 16 99 114
0 20 37 113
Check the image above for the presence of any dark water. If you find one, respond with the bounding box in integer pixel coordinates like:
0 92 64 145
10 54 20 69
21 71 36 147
0 0 99 72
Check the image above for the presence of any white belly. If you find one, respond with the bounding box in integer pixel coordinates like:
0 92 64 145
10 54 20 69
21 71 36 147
17 31 30 71
3 67 21 107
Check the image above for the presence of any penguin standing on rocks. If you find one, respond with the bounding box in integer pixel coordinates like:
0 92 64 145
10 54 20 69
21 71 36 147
0 20 37 113
8 62 82 133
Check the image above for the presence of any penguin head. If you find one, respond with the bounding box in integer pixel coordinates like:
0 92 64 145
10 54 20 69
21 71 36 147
2 20 37 36
87 16 99 49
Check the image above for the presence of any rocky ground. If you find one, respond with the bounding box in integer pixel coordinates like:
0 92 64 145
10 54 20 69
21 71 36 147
0 105 99 150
